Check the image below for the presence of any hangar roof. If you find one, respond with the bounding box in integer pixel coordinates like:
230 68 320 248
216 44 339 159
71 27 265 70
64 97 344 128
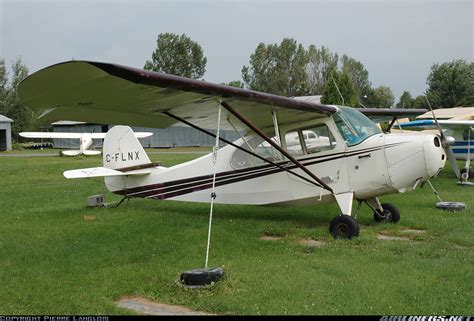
0 114 13 123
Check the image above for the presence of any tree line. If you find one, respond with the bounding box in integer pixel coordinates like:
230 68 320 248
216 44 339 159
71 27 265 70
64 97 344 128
2 32 473 141
145 33 473 109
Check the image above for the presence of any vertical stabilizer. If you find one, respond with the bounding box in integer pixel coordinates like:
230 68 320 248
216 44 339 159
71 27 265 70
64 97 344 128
103 125 151 169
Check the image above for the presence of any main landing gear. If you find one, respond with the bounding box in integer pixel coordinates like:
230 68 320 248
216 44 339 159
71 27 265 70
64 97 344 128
373 203 400 223
329 215 359 239
329 197 401 239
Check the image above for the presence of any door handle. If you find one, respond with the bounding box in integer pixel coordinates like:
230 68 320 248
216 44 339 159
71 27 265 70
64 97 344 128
358 153 371 159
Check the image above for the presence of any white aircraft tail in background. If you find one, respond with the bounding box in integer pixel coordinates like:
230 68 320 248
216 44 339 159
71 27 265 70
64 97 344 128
19 131 153 156
64 126 157 179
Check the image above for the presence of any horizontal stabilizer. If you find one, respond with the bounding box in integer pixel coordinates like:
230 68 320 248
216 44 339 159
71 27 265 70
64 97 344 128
82 150 102 155
64 166 153 179
62 150 83 156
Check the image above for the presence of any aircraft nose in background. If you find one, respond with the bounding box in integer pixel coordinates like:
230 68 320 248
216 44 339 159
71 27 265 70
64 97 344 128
423 134 446 178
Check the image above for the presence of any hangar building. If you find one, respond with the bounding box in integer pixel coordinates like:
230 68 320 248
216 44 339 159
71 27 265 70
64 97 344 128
0 114 13 151
50 121 240 149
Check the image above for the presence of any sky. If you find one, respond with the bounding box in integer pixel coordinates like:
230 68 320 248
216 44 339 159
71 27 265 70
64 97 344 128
0 0 472 101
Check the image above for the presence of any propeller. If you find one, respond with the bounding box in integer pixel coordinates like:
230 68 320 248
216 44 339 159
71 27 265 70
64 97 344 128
425 97 461 179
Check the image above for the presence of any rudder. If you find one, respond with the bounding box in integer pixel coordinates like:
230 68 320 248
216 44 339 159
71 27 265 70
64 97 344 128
103 125 151 169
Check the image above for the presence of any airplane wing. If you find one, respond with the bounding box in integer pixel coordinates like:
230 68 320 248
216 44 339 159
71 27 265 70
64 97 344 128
358 108 427 123
18 61 337 133
20 131 152 140
134 132 153 138
398 119 474 129
20 132 84 139
89 132 152 139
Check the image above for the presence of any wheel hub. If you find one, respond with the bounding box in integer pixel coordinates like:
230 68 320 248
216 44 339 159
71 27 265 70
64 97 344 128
336 223 348 234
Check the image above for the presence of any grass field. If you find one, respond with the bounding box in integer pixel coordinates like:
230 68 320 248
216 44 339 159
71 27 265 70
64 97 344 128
0 151 473 315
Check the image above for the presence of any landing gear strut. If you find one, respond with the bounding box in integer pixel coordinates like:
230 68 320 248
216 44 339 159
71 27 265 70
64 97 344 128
364 198 400 223
374 203 400 223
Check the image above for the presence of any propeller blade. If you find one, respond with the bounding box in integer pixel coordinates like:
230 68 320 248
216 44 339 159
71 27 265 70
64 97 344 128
445 145 461 179
425 96 460 179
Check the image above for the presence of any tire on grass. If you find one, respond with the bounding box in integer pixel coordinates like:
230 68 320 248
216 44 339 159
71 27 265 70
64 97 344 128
329 215 359 239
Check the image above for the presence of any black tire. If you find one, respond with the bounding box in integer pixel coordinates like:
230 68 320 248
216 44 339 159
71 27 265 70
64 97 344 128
329 215 359 239
435 202 466 211
460 168 473 181
374 203 400 223
180 267 224 287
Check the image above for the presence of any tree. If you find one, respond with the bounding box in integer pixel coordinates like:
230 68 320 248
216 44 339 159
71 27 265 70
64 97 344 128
305 45 338 95
412 95 429 109
341 54 371 100
320 70 358 106
2 57 31 139
426 59 474 108
366 86 394 108
223 80 244 88
144 33 207 79
0 59 7 115
396 91 413 109
242 38 309 96
242 39 373 100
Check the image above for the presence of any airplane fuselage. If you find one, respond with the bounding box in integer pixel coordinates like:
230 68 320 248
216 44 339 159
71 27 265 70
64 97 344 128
104 115 445 206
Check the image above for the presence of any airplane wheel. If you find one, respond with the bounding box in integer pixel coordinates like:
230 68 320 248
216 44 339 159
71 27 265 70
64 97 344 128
374 203 400 223
329 215 359 239
460 168 472 181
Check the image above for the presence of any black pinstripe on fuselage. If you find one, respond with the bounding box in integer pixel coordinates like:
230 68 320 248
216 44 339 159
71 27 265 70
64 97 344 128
113 142 407 200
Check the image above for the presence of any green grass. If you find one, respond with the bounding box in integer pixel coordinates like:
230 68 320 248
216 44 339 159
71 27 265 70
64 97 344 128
0 153 473 315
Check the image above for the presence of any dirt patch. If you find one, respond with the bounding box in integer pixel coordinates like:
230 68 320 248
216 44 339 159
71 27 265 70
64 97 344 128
82 215 96 221
259 235 283 241
377 234 410 241
401 229 426 234
116 297 213 315
298 239 326 247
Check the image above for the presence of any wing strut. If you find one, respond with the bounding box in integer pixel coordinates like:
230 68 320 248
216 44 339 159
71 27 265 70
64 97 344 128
163 111 322 188
386 116 398 133
221 101 334 194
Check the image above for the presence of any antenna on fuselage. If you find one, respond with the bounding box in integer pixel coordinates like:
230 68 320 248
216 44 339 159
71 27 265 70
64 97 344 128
331 72 345 105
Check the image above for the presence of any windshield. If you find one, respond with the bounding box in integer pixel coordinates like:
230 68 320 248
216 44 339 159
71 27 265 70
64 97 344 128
332 106 382 146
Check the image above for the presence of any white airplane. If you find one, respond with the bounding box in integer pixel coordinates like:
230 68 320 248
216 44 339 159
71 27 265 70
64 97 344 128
398 119 474 182
19 131 153 156
18 60 446 239
284 130 332 155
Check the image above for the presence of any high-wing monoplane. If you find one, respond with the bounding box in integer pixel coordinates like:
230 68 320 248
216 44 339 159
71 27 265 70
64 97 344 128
18 61 444 239
19 130 153 156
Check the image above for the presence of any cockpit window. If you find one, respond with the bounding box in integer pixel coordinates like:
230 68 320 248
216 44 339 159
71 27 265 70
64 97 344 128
332 106 382 146
230 135 284 169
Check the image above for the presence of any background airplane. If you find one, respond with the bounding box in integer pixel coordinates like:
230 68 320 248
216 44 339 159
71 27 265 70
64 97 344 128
398 119 473 182
19 131 153 156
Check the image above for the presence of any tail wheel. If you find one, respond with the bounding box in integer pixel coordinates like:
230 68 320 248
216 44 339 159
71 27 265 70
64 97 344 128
374 203 400 223
460 168 472 181
329 215 359 239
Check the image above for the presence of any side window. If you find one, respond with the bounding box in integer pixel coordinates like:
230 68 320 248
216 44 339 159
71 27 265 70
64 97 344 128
284 130 304 156
230 135 283 169
302 124 337 154
463 128 472 141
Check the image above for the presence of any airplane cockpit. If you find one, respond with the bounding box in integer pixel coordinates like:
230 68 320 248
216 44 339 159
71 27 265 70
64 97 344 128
332 106 382 146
